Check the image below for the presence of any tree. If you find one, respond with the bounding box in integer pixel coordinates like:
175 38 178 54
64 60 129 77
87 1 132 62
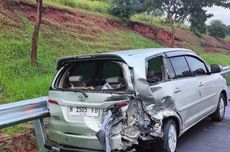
224 25 230 35
108 0 230 46
141 0 191 46
108 0 153 21
108 0 137 21
136 0 201 46
189 7 213 35
208 20 226 39
187 0 229 36
31 0 42 66
142 0 230 46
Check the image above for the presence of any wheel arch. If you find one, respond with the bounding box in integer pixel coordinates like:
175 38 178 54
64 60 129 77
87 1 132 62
163 116 181 137
221 90 228 106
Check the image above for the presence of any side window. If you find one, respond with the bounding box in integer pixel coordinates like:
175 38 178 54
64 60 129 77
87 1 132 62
147 56 164 84
166 59 176 79
101 62 123 79
185 56 207 76
170 56 191 78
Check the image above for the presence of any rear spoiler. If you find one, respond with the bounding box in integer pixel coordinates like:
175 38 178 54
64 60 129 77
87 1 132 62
56 54 126 70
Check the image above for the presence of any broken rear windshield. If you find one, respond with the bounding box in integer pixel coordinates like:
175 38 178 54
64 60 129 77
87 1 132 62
54 61 127 91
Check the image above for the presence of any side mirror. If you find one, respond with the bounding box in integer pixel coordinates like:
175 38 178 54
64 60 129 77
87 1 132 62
210 64 222 74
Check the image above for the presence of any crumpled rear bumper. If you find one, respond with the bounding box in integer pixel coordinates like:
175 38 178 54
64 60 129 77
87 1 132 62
46 129 123 151
47 129 103 151
44 142 102 152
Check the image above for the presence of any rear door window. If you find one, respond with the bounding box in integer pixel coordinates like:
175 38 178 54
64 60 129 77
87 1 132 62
147 56 164 84
170 56 191 78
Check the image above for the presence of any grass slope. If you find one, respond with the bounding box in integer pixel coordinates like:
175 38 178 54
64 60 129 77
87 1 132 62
44 0 109 14
0 0 229 104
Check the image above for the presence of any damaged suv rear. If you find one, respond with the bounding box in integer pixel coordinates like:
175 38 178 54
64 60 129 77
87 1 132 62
46 48 228 152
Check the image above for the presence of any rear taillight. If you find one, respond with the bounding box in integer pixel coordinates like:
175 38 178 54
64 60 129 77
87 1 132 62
48 99 59 105
116 102 128 108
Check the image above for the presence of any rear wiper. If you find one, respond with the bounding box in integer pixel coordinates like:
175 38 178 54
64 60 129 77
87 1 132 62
74 88 89 98
57 88 88 98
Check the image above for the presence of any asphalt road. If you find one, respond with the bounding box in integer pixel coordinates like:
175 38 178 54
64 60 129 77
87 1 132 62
177 88 230 152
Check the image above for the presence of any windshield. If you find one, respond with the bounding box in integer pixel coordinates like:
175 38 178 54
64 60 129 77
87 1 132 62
54 60 127 92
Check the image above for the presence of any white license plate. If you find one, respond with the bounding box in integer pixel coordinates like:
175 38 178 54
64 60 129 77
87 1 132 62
69 107 100 117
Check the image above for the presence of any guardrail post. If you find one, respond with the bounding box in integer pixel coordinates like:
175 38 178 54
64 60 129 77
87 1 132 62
33 118 47 152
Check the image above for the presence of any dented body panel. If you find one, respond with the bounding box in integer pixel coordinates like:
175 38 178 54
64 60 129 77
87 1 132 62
47 48 228 151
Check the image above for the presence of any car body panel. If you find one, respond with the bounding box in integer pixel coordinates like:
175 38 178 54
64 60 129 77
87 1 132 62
196 75 219 117
170 77 201 129
48 91 130 150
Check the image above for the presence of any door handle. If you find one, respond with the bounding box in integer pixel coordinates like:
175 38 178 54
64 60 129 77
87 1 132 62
199 82 204 87
174 88 181 93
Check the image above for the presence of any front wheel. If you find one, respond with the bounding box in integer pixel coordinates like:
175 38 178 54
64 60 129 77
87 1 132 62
211 93 226 121
160 120 178 152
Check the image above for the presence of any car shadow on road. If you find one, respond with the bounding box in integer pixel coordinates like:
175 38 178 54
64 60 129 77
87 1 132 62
177 104 230 152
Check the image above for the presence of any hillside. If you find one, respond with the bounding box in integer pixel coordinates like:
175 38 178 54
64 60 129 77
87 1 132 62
1 0 230 103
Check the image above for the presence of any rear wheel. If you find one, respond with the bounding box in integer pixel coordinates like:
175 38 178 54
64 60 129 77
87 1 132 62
211 93 226 121
158 119 177 152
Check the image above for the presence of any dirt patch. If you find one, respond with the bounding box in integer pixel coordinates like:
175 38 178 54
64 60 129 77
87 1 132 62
204 35 230 49
0 1 22 28
175 30 201 47
202 45 219 53
13 1 127 33
129 21 230 54
0 129 37 152
129 22 172 46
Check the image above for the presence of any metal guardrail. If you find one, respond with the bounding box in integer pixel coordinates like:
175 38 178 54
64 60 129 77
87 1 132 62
0 66 229 151
221 66 230 75
221 66 230 86
0 96 49 128
0 97 49 152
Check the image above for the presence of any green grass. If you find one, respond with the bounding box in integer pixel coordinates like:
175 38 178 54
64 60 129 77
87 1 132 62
0 10 229 103
182 42 230 66
0 1 229 104
131 14 189 30
225 35 230 41
0 11 161 103
44 0 110 13
201 53 230 66
132 14 169 29
225 75 230 85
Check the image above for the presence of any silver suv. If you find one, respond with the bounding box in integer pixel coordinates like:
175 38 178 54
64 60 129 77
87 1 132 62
46 48 228 152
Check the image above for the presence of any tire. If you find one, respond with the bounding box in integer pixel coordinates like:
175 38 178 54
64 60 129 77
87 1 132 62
158 119 178 152
211 93 226 121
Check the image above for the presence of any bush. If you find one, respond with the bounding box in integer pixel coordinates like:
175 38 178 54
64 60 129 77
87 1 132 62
225 25 230 36
108 0 136 21
208 20 226 39
64 0 77 7
189 8 210 35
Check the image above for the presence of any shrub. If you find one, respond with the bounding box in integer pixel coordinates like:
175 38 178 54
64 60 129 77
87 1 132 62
208 20 226 39
108 0 136 21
